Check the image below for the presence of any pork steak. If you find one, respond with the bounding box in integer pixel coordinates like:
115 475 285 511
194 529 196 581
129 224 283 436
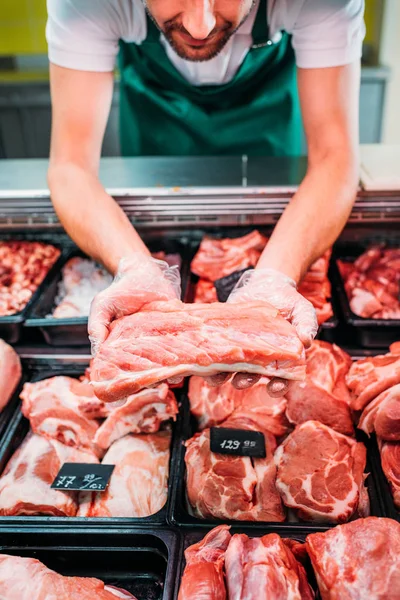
275 421 369 523
306 517 400 599
378 438 400 509
0 340 21 413
358 383 400 441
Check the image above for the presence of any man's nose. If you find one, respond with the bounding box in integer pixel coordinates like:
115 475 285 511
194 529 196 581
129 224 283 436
182 0 216 39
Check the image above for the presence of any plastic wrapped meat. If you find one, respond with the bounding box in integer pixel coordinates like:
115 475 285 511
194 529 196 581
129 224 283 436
79 431 170 518
0 339 21 413
0 554 137 599
0 432 99 516
0 240 60 315
52 257 112 318
338 245 400 319
275 421 369 523
178 525 231 600
306 518 400 599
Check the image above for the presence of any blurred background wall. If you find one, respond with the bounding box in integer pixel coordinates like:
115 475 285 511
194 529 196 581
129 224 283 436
0 0 398 158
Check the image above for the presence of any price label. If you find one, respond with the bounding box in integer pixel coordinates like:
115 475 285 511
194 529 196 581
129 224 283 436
51 463 115 492
214 268 252 302
210 428 266 458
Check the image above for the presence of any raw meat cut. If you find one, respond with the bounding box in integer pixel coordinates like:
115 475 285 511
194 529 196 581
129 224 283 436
378 438 400 508
191 231 268 282
0 432 98 516
91 299 306 402
194 278 218 303
0 340 21 413
21 376 102 454
275 421 369 523
225 532 314 600
94 384 178 450
185 420 284 522
306 517 400 599
0 554 137 599
52 256 112 318
346 343 400 410
0 240 60 316
78 431 170 517
298 250 333 325
358 383 400 440
178 525 231 600
286 341 354 435
188 375 290 435
338 245 400 319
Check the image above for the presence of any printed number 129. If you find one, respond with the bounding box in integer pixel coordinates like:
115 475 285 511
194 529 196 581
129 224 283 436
220 439 240 450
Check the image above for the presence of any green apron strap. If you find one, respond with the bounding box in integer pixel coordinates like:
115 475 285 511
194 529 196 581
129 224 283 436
251 0 271 48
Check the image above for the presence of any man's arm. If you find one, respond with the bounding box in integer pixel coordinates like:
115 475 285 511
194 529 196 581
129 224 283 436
257 61 360 283
48 64 150 275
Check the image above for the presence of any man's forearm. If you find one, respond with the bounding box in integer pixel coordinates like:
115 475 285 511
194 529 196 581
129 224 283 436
257 150 358 283
48 162 149 275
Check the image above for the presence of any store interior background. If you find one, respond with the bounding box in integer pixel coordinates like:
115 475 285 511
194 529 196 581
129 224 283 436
0 0 399 159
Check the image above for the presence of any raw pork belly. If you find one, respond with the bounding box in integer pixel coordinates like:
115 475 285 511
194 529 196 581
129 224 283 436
0 432 98 516
275 421 369 523
0 554 137 599
286 341 353 435
178 525 231 600
346 342 400 410
94 383 178 450
306 517 400 600
338 245 400 319
91 300 305 402
21 376 101 454
225 533 314 600
188 375 290 435
191 231 268 282
358 383 400 440
378 438 400 508
79 431 170 518
0 340 21 412
185 421 284 522
52 257 112 318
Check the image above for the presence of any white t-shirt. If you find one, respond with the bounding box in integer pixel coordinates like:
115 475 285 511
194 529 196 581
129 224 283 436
46 0 365 86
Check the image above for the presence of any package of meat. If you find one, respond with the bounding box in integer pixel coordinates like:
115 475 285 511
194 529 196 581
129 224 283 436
0 529 179 600
25 238 187 346
0 237 62 343
333 241 400 348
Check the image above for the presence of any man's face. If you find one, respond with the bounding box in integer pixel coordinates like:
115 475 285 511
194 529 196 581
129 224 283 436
144 0 255 62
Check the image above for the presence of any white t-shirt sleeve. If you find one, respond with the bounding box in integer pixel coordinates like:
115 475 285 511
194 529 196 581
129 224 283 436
275 0 366 69
46 0 146 72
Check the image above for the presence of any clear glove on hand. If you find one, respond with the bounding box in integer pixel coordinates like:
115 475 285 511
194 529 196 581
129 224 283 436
205 267 318 396
88 253 181 356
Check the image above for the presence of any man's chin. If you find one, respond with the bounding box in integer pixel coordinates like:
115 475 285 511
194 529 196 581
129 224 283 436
166 33 231 62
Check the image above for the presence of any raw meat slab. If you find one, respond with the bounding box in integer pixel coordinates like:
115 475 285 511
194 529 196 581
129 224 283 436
0 339 21 413
378 438 400 509
91 299 306 402
358 383 400 440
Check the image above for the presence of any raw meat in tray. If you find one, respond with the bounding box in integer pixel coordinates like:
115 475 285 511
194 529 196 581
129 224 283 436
0 340 21 413
378 438 400 509
0 554 137 599
91 300 306 401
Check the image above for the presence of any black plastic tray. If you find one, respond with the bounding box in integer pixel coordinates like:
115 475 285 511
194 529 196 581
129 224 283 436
0 528 179 600
367 435 400 523
186 239 340 342
174 526 324 600
0 232 68 343
0 364 182 528
332 240 400 348
168 395 384 530
25 236 191 346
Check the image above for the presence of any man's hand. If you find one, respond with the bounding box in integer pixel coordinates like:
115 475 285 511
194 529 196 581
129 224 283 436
205 267 318 396
88 253 181 355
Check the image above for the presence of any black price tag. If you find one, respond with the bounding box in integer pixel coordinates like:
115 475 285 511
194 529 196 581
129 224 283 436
214 268 251 302
210 428 266 458
51 463 115 492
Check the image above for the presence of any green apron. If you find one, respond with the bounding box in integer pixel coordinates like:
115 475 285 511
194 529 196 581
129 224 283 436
118 0 301 156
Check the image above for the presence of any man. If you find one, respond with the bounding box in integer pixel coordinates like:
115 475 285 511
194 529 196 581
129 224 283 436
47 0 364 389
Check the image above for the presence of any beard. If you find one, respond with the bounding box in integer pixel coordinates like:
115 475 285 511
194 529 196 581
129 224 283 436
144 2 256 62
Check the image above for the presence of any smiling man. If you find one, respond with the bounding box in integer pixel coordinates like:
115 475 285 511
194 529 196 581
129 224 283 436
47 1 364 387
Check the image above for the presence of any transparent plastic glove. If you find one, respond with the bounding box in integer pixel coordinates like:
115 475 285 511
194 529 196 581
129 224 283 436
206 267 318 395
88 253 181 356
